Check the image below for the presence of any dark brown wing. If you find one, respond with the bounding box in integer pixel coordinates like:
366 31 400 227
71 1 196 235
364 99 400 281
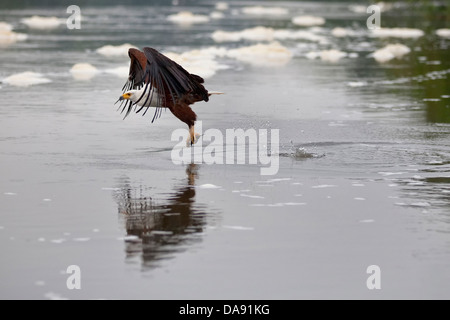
119 48 148 119
125 48 148 91
141 47 209 106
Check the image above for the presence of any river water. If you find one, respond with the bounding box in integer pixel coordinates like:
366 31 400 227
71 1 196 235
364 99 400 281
0 1 449 299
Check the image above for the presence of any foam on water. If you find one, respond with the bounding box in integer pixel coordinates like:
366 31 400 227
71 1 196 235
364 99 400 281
436 29 450 38
292 16 325 27
167 11 210 25
44 292 69 300
0 22 12 31
0 22 27 45
373 44 410 63
240 194 264 199
319 49 347 62
331 27 355 38
312 185 337 189
198 184 221 189
70 63 99 80
2 72 51 87
241 6 289 16
305 49 347 62
347 81 368 87
226 42 292 67
212 27 326 43
21 16 63 30
223 225 254 231
164 48 228 79
210 11 224 20
96 43 137 57
371 28 424 38
104 66 129 78
215 2 229 11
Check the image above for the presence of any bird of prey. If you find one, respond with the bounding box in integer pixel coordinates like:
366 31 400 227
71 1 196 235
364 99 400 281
117 47 219 145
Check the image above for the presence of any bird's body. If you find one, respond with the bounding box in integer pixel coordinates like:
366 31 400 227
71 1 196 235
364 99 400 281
117 47 218 145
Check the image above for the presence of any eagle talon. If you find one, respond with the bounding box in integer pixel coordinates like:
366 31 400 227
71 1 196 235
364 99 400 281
186 133 201 147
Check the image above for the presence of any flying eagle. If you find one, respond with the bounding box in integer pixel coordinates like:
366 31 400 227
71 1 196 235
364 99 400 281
117 47 219 145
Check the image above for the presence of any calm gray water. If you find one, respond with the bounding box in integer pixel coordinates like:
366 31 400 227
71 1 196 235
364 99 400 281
0 1 449 299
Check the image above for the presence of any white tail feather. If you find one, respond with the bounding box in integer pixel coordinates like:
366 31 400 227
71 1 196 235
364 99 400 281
208 91 225 96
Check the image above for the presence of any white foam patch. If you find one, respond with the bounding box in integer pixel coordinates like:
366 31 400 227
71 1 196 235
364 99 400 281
0 24 26 45
35 281 46 286
4 192 17 196
354 197 366 201
104 66 129 78
164 48 229 79
373 44 410 63
292 15 325 27
319 49 347 62
167 11 210 25
3 71 51 87
212 26 274 42
212 27 326 43
371 28 424 38
44 292 69 300
331 27 355 37
348 5 367 13
284 202 306 206
210 11 225 19
347 81 367 87
21 16 63 29
119 235 140 242
73 237 91 242
306 49 347 62
242 6 289 16
378 171 405 176
101 187 121 191
96 43 137 57
42 198 52 202
423 98 440 102
226 42 292 67
240 194 264 199
0 22 13 32
436 28 450 38
274 30 326 42
198 184 221 189
70 63 99 80
215 2 229 11
312 185 337 188
223 225 254 231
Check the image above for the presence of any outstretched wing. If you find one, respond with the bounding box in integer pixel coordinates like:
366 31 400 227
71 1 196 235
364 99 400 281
118 48 148 119
120 47 209 123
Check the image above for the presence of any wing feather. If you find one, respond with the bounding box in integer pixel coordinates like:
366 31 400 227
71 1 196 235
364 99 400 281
122 47 209 124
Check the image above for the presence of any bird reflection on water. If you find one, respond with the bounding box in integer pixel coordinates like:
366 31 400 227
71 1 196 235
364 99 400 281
114 164 211 269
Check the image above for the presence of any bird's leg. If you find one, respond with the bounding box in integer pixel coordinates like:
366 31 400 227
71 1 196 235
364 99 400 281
186 125 201 147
